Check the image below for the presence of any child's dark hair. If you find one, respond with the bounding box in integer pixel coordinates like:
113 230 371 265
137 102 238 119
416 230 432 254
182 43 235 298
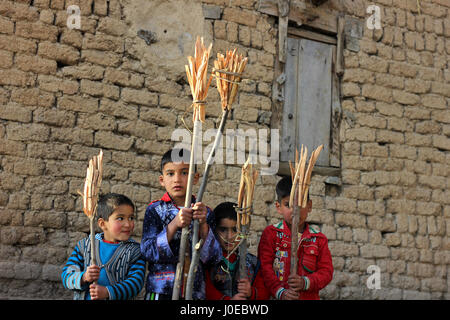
97 193 135 221
160 148 196 173
276 176 292 202
213 202 237 226
276 176 310 203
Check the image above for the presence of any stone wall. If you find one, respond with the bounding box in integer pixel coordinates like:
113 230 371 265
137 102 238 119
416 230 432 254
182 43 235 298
0 0 448 299
332 0 449 299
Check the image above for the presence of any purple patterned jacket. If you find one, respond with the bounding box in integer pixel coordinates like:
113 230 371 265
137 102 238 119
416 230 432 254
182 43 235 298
140 192 221 299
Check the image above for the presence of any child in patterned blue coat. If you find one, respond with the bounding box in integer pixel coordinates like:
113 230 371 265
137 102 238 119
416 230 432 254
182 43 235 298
61 193 146 300
140 148 221 300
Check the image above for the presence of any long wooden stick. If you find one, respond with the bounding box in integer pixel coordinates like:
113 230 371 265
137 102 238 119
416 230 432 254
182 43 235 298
290 189 300 275
289 145 322 276
289 147 302 276
237 158 258 281
81 150 103 267
185 109 229 300
172 116 200 300
185 48 247 300
173 37 212 300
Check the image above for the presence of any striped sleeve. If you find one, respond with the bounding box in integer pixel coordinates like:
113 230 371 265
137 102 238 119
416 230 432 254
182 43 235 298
61 244 87 290
106 256 146 300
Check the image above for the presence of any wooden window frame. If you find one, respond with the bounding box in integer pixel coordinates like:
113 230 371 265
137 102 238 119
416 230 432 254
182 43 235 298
258 0 344 178
277 28 342 177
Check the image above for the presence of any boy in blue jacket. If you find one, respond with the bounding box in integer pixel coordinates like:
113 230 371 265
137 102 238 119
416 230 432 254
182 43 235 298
61 193 146 300
140 148 221 300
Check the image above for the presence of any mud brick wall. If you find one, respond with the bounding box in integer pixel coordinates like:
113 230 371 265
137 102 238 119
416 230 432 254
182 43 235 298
0 0 448 299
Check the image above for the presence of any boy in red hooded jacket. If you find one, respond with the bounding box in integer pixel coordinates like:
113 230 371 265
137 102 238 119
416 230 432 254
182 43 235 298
258 176 333 300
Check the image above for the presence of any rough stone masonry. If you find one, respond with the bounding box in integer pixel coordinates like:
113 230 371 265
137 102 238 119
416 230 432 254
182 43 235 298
0 0 448 299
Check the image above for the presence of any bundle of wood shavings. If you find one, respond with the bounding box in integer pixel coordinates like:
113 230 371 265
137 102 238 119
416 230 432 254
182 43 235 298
83 150 103 220
289 145 323 208
214 49 248 111
185 36 213 122
237 157 258 230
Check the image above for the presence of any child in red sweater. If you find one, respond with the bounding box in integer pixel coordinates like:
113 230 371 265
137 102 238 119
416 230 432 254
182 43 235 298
258 176 333 300
205 202 269 300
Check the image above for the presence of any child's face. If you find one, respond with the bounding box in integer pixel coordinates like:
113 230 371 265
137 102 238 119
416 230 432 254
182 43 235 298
98 204 135 243
159 162 199 205
276 196 312 229
215 218 239 252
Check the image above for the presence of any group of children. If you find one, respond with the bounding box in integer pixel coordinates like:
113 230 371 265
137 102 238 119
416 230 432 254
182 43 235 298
61 148 333 300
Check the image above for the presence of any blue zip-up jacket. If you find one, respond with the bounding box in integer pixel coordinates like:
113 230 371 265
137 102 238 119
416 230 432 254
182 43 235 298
61 233 146 300
140 192 221 299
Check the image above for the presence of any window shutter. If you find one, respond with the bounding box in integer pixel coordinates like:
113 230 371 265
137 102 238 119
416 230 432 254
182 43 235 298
281 37 333 167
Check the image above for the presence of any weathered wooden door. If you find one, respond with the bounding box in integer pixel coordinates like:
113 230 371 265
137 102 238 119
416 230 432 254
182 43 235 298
281 37 335 167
